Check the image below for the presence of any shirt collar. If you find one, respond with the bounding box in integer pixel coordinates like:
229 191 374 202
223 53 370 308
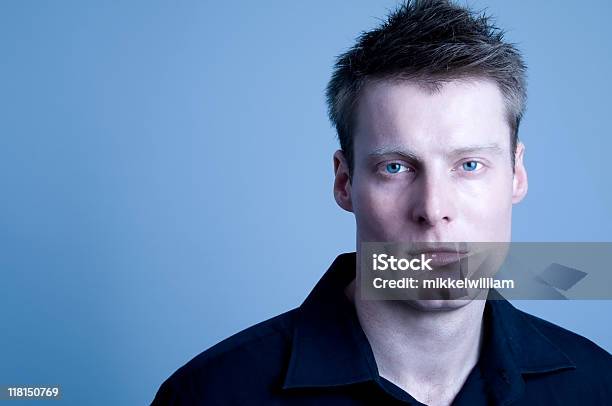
283 253 377 388
283 252 576 402
480 291 575 404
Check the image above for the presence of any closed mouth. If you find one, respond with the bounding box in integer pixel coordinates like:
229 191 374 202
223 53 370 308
419 250 469 267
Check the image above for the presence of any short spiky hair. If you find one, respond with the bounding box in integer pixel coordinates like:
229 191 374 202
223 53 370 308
325 0 527 177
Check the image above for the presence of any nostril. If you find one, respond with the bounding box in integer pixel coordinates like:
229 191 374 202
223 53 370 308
417 216 429 225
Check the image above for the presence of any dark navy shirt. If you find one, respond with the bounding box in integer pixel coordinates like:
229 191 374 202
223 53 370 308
152 252 612 405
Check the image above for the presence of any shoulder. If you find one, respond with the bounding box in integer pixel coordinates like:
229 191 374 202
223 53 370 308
187 307 296 366
516 307 612 380
152 308 297 405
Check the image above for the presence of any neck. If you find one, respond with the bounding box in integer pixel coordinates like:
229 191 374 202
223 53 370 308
345 279 486 404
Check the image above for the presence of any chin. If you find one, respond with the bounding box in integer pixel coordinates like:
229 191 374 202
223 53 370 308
403 298 478 312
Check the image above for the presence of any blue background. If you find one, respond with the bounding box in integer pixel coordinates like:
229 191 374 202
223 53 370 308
1 1 611 404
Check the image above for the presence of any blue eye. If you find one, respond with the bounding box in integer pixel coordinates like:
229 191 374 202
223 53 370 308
385 163 405 174
462 161 480 171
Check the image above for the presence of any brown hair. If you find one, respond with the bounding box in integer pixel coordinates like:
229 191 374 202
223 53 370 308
325 0 527 177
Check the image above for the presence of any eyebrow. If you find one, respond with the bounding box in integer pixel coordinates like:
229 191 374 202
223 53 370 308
368 146 420 161
449 144 505 156
367 144 505 160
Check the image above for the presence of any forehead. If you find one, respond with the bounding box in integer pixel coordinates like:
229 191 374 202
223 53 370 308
353 78 511 154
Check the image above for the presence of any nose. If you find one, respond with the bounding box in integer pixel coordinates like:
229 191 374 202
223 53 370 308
410 172 456 227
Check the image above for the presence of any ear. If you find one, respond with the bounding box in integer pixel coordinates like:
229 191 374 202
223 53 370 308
333 150 354 212
512 142 528 204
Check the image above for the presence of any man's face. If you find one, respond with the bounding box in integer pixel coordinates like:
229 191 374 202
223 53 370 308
333 78 528 307
335 78 527 243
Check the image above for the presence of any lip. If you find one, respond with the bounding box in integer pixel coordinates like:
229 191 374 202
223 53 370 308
420 250 469 268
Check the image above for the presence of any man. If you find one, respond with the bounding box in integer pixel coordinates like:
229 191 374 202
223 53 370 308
152 1 612 404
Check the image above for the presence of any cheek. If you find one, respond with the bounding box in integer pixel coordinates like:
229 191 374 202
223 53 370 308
351 179 407 237
459 175 513 238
